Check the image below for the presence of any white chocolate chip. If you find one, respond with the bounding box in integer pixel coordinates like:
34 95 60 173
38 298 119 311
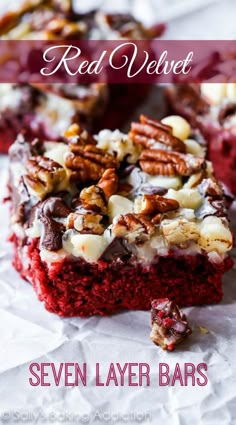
198 216 233 254
184 139 206 158
45 142 69 167
161 115 191 141
70 234 108 262
166 188 203 210
201 82 227 105
96 129 141 163
108 195 133 223
148 175 182 190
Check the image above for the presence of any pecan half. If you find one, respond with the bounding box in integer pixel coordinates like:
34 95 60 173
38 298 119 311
65 144 118 183
67 212 104 235
129 115 186 153
112 213 155 243
139 194 179 215
97 168 118 200
64 124 96 146
139 149 206 176
25 156 66 198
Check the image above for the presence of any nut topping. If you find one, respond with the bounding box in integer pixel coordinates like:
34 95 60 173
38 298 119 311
25 156 66 198
64 124 96 146
129 115 186 153
139 194 179 216
67 212 104 235
112 213 155 243
79 169 118 213
96 168 118 200
65 144 119 183
139 149 206 176
80 185 107 213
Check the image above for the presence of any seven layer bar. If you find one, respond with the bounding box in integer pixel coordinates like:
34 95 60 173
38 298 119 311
8 114 233 316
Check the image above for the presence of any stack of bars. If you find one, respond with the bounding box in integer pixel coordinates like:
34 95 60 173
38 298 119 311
8 114 233 317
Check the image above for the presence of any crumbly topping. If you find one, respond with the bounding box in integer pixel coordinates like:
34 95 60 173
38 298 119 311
10 115 233 264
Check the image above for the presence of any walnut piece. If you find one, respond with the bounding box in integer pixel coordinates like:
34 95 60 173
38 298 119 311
67 212 104 235
25 155 66 198
112 213 154 243
65 144 118 183
129 115 186 153
140 149 206 176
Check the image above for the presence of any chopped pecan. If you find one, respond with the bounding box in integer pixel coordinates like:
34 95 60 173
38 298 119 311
117 182 133 197
80 185 107 213
25 156 66 198
67 212 104 235
97 168 118 200
139 194 179 215
64 124 96 146
65 144 118 183
129 115 186 153
139 149 206 176
46 19 86 39
112 213 155 243
151 214 161 225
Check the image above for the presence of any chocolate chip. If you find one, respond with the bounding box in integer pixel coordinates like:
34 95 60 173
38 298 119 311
100 237 132 262
37 197 72 251
139 185 168 196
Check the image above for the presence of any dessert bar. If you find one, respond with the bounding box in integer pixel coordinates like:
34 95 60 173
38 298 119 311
9 114 233 316
0 0 164 153
166 81 236 195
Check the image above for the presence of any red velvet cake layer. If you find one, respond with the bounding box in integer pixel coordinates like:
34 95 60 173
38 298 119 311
12 235 233 317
